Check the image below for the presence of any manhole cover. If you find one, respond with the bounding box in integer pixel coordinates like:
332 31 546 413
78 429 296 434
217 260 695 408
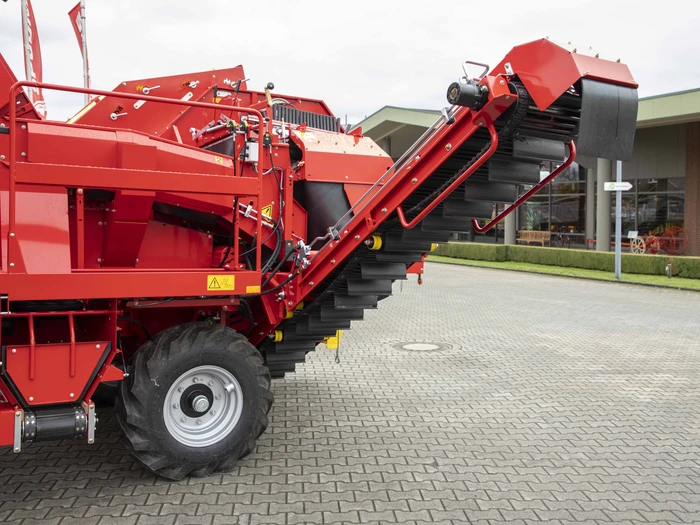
392 341 452 352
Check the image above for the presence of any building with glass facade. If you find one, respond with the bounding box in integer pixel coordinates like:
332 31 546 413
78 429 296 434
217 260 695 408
352 88 700 256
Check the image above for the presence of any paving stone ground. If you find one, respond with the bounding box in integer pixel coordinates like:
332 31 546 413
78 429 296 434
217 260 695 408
2 262 700 525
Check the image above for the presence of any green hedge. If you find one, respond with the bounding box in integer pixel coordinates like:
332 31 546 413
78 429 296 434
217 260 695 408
433 242 700 278
434 242 507 262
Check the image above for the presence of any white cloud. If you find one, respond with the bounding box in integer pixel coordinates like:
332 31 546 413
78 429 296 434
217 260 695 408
1 0 699 122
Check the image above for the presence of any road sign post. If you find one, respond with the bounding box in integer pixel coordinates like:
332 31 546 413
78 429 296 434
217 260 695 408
603 166 629 280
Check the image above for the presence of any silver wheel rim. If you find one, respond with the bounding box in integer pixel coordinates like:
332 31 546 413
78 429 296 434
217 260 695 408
163 365 243 448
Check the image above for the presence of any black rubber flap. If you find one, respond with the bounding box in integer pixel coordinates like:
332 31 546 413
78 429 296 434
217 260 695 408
576 78 638 161
487 158 541 184
513 136 566 162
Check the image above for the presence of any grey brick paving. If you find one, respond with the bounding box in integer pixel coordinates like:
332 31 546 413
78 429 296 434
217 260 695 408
2 262 700 524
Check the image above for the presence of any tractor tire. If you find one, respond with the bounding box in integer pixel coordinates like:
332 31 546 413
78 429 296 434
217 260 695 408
115 323 273 480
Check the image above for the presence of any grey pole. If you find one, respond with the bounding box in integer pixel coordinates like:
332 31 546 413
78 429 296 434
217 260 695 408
80 0 89 106
615 161 622 280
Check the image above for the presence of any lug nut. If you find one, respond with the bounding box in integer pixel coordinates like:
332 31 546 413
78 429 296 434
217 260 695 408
196 419 202 425
181 417 186 423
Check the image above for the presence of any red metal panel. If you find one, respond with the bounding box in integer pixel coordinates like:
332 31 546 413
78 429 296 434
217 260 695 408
290 129 391 184
13 163 258 196
71 65 248 135
13 185 71 274
491 39 637 111
6 341 108 405
0 408 15 447
137 221 213 269
0 270 261 301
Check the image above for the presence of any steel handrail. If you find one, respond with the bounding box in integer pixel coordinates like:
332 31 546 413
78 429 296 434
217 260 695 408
396 122 498 229
472 141 577 233
7 80 270 273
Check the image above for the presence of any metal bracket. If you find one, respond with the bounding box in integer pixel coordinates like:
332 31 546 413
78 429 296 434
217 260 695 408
83 401 96 445
441 107 455 125
13 408 22 453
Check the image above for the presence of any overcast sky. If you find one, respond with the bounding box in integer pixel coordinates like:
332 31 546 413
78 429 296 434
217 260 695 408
1 0 699 123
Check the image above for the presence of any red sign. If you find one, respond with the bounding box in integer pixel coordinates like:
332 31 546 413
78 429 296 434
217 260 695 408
22 0 46 118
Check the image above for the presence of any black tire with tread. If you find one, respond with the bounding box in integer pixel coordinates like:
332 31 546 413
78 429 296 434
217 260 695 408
115 323 273 480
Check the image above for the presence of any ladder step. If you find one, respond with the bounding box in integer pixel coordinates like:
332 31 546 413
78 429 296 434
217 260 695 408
443 198 493 219
306 315 352 332
488 158 541 184
464 181 517 203
334 293 378 309
401 228 451 243
374 252 425 263
513 135 566 162
321 306 365 321
420 213 472 232
383 232 432 252
347 279 393 296
360 262 407 281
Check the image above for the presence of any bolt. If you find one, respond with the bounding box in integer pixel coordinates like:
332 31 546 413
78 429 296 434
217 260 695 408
355 235 360 240
9 263 14 267
11 349 16 354
96 344 101 349
15 412 20 418
98 221 103 226
381 208 387 214
411 177 418 184
288 301 293 306
309 281 314 286
29 396 33 402
500 80 505 85
20 152 26 157
77 188 83 195
215 394 221 400
181 417 186 423
173 403 179 409
196 419 202 425
178 386 184 393
69 393 74 398
21 124 26 130
0 155 4 160
135 258 139 263
211 410 217 416
97 258 102 263
193 377 199 383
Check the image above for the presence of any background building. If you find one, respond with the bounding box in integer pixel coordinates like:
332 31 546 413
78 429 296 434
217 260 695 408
352 89 700 256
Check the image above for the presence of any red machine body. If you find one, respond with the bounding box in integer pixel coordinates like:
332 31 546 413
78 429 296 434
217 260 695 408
0 39 637 469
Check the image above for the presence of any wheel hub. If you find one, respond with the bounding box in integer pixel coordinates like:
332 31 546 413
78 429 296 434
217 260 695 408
163 365 243 448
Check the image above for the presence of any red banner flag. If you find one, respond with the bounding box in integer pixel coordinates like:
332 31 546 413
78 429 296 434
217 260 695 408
21 0 46 118
68 1 90 100
68 2 83 55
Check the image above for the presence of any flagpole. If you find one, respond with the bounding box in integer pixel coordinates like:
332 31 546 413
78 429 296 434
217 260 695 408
80 0 89 105
20 0 33 104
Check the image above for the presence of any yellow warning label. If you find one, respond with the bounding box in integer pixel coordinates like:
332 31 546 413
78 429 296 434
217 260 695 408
245 285 261 293
207 275 235 291
214 156 223 164
261 204 273 217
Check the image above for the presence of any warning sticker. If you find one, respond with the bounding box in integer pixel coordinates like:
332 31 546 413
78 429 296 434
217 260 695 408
214 156 224 165
261 204 273 217
207 275 235 291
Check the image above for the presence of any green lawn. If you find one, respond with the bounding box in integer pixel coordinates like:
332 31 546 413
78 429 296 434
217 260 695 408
427 255 700 291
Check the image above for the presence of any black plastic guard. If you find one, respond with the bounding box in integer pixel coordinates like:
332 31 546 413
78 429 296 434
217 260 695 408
576 78 638 162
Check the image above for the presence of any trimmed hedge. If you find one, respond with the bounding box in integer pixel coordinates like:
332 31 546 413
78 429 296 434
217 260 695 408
434 242 507 262
433 242 700 278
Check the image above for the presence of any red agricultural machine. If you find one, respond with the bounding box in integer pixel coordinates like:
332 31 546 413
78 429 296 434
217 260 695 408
0 39 637 479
